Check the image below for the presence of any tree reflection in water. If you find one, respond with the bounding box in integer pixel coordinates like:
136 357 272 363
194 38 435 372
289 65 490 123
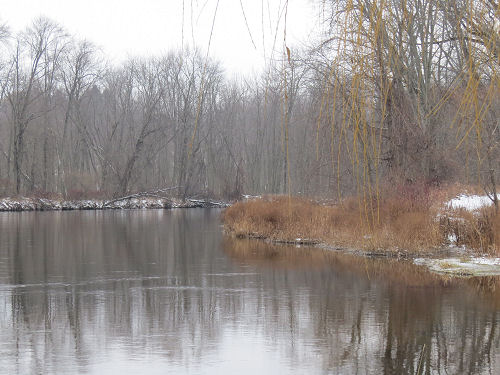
0 210 499 374
224 237 500 374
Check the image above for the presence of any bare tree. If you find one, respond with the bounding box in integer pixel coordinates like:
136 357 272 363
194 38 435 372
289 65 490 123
5 17 66 193
57 39 102 194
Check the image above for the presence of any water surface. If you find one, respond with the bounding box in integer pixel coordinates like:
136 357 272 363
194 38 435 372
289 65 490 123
0 209 499 374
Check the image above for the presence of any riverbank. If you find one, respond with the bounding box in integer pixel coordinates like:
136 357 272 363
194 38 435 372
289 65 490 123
0 196 229 211
222 192 499 259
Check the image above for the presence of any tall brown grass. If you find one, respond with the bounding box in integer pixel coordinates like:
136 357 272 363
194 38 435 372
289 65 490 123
440 207 500 253
223 190 499 254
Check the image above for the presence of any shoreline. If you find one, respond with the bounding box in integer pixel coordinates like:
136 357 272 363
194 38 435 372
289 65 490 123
222 195 500 277
0 196 229 212
224 229 463 260
224 228 500 278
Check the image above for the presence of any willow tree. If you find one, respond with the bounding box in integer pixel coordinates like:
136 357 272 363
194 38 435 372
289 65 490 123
317 0 499 209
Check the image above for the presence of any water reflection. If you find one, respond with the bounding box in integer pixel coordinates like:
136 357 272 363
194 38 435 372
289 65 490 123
224 237 500 374
0 210 499 374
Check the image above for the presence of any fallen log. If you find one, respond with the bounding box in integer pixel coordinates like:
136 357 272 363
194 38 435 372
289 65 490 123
186 198 230 208
103 187 181 208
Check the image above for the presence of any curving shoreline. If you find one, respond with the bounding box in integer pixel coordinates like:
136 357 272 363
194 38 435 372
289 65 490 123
224 226 500 277
222 195 500 277
224 228 458 259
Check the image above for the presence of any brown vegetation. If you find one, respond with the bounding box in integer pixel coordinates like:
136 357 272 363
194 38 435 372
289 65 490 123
440 208 500 253
223 187 500 254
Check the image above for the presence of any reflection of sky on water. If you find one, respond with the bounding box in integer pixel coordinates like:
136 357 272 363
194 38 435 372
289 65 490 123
0 209 499 374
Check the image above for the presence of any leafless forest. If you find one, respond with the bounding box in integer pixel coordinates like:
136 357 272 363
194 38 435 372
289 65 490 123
0 0 498 200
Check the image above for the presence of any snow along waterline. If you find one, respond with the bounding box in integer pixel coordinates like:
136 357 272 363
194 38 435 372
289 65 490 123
0 196 229 211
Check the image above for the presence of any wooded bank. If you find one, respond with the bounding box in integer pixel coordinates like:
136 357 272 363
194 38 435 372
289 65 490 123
0 1 497 203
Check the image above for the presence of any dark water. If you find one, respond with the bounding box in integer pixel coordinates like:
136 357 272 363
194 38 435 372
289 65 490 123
0 209 499 374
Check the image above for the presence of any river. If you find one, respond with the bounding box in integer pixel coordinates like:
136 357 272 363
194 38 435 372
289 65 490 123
0 209 499 374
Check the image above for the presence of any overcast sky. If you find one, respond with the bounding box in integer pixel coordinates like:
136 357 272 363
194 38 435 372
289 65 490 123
1 0 322 77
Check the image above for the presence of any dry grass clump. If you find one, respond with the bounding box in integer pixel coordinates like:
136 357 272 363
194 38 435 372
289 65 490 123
223 196 334 241
223 189 499 254
223 194 442 253
440 206 500 253
370 194 442 252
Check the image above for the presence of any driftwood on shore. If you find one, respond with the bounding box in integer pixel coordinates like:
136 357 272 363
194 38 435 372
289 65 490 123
102 187 181 208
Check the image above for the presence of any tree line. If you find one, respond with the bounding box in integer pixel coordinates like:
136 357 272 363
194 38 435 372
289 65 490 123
0 0 498 201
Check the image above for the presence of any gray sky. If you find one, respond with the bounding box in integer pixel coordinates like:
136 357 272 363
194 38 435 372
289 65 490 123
1 0 321 77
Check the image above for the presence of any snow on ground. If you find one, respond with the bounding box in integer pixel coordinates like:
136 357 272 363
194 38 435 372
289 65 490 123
0 196 231 211
242 194 262 200
441 193 498 248
446 194 499 211
415 257 500 277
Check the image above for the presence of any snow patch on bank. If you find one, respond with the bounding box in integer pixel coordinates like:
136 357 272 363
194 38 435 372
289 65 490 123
0 197 229 211
441 193 498 249
415 257 500 277
446 194 498 211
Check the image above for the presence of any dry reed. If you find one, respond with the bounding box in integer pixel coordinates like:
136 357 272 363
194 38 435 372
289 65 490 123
223 190 499 254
